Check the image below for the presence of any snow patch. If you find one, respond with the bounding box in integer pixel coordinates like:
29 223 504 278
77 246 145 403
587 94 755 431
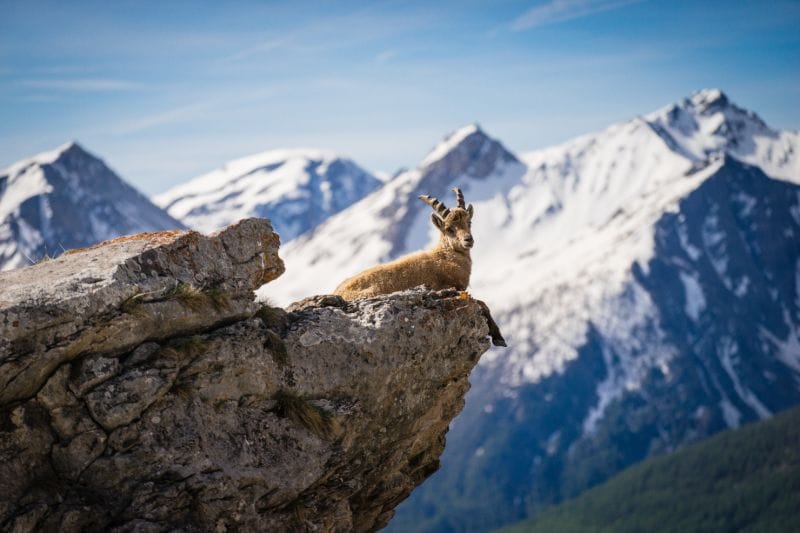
760 310 800 377
734 277 749 297
701 210 731 289
719 399 741 428
0 166 53 222
677 219 701 260
679 271 706 321
718 337 771 419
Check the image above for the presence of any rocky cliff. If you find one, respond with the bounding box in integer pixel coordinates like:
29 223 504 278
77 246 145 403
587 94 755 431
0 218 492 532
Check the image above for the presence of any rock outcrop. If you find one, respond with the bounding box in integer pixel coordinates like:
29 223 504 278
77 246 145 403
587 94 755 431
0 218 492 532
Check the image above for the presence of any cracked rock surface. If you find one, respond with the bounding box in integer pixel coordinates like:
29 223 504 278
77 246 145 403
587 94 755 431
0 217 492 532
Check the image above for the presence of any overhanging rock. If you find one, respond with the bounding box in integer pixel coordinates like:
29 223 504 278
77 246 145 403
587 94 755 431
0 218 493 532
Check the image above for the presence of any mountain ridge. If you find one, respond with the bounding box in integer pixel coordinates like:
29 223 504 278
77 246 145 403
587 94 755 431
153 147 382 240
0 142 184 271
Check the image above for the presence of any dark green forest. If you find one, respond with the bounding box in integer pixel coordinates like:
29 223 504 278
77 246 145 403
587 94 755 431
501 405 800 533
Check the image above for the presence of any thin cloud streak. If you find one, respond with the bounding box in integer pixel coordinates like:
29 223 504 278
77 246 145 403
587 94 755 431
113 102 211 135
219 37 290 63
17 78 140 92
375 49 400 64
511 0 642 31
111 86 281 135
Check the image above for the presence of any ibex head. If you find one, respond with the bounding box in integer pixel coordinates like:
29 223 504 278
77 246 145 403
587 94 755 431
419 187 474 251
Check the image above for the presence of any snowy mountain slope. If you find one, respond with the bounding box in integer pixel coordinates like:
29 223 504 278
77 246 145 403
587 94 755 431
260 124 526 303
153 148 381 240
390 156 800 532
387 92 800 531
0 142 184 271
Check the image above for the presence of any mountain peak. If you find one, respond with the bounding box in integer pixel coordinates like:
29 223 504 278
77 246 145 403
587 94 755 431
420 123 487 167
2 141 94 178
689 88 729 110
637 89 796 180
1 141 184 271
677 88 768 131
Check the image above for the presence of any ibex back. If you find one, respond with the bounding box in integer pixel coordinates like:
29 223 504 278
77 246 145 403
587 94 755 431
334 188 475 300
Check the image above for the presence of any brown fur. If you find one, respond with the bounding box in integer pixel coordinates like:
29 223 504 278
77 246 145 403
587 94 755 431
334 190 475 300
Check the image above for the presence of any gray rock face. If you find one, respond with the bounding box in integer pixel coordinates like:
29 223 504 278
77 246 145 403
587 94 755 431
0 217 492 532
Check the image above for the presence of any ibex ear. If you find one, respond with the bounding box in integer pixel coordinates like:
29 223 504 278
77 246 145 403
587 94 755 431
431 213 445 232
467 204 474 218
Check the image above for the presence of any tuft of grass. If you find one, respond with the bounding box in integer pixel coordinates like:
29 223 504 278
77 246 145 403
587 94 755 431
165 282 232 312
166 335 208 358
255 303 290 366
170 379 194 400
274 391 337 440
166 282 208 311
205 287 231 311
120 291 147 317
255 304 288 332
263 330 289 366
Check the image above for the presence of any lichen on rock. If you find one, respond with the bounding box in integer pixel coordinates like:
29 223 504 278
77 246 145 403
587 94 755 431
0 217 493 532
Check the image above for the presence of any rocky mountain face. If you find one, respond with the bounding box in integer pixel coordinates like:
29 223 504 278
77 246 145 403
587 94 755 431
153 148 381 240
0 218 493 532
0 142 185 271
245 90 800 531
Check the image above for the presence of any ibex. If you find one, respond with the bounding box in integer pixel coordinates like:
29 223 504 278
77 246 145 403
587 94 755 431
334 187 506 346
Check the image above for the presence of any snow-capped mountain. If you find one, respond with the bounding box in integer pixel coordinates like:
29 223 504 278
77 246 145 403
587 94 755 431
0 142 184 271
260 124 525 302
153 148 381 240
255 90 800 531
645 88 800 182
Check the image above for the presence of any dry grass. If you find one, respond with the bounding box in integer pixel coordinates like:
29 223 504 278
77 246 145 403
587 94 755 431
166 282 232 312
120 291 147 317
205 287 231 311
274 391 337 440
255 304 287 332
263 330 289 366
166 335 208 358
65 229 187 255
170 379 195 400
255 303 290 366
166 282 207 311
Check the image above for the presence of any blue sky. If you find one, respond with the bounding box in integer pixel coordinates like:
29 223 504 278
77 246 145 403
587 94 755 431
1 0 799 195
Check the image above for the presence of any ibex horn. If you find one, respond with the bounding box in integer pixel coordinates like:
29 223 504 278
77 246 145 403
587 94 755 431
453 187 466 209
419 194 450 218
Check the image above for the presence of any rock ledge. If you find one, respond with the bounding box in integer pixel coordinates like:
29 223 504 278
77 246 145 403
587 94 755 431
0 218 492 532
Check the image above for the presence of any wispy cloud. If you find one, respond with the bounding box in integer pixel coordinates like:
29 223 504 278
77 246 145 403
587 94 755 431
113 102 211 135
511 0 642 31
375 49 400 64
111 86 281 135
17 78 139 92
218 7 435 66
219 37 291 63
